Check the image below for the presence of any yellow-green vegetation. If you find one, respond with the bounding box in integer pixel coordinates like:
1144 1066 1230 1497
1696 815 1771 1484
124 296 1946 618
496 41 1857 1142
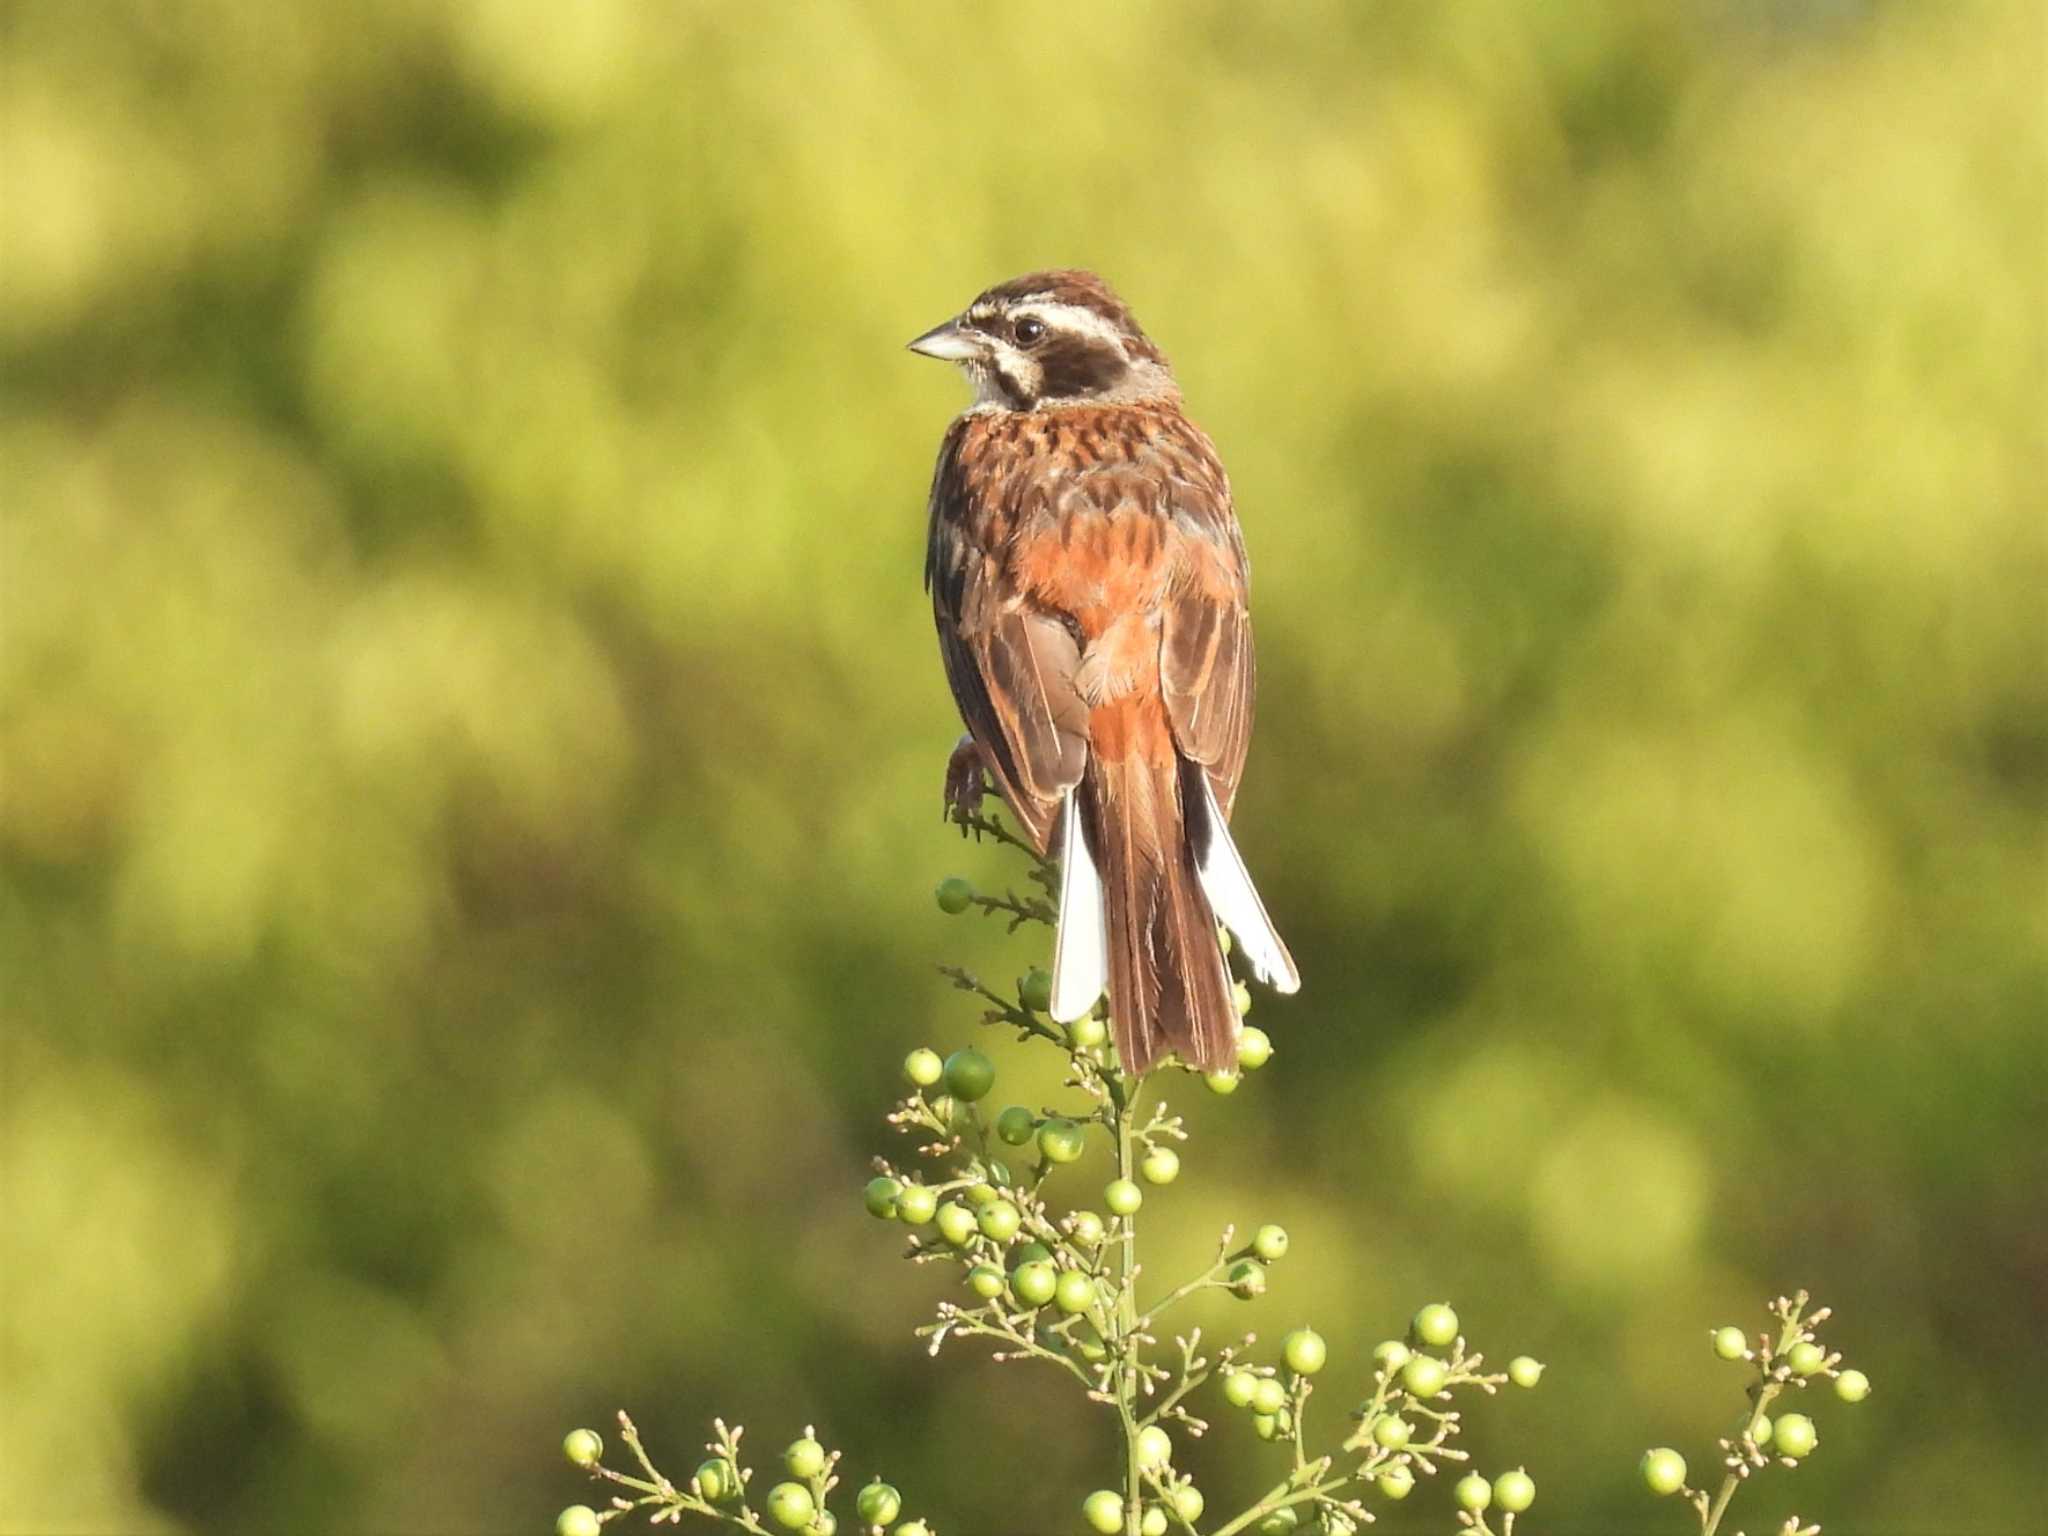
1 3 2038 1533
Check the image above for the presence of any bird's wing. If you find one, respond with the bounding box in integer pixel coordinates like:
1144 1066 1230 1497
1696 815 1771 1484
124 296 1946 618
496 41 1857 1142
1156 434 1256 819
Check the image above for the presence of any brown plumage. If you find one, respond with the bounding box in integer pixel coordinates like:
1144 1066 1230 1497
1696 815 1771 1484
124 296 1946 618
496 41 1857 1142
911 271 1297 1075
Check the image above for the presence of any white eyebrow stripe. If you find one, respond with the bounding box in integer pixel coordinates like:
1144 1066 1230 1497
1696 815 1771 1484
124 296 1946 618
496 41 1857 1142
1015 301 1128 349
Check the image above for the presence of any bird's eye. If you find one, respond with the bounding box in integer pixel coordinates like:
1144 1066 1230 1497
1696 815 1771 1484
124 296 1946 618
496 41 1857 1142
1013 317 1046 345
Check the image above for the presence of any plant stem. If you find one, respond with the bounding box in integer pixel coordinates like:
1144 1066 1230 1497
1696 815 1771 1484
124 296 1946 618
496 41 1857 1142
1115 1077 1143 1536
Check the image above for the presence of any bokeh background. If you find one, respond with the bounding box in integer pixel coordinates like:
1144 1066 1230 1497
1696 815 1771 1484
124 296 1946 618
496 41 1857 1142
3 1 2043 1532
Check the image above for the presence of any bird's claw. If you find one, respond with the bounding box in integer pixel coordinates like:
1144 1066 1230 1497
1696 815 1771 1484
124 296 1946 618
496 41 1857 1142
943 735 987 834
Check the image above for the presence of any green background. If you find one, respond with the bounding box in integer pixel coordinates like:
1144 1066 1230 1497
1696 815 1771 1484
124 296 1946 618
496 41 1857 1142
3 2 2042 1532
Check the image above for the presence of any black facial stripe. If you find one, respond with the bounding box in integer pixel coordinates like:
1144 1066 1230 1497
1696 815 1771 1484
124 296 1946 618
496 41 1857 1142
1034 332 1129 401
988 357 1034 409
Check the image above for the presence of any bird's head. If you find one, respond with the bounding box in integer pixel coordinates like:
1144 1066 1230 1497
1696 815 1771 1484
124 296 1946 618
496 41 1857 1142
908 270 1176 412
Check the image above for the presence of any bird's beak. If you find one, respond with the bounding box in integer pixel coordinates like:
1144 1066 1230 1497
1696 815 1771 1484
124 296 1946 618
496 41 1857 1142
906 318 984 363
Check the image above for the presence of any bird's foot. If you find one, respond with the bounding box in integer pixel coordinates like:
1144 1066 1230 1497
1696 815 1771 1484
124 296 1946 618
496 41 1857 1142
943 734 987 834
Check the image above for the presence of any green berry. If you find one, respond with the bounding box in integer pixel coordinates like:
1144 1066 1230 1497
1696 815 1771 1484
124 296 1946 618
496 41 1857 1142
766 1483 816 1531
1135 1424 1172 1470
1255 1509 1299 1535
1012 1260 1057 1307
1371 1415 1411 1451
1713 1325 1749 1360
1223 1369 1259 1408
784 1438 826 1478
977 1200 1021 1242
935 1201 977 1246
1252 1223 1289 1261
1252 1412 1280 1440
903 1047 945 1087
1169 1485 1204 1522
1641 1447 1687 1496
898 1526 929 1536
1250 1376 1288 1416
935 876 974 914
1283 1328 1327 1375
943 1048 995 1101
1412 1302 1459 1348
863 1176 902 1219
967 1264 1005 1299
1054 1270 1097 1314
1237 1026 1273 1069
1227 1260 1266 1299
1019 967 1053 1012
1787 1341 1826 1377
1232 980 1253 1016
1140 1146 1180 1184
1454 1473 1492 1513
895 1184 937 1225
1774 1413 1817 1459
995 1106 1037 1145
1835 1368 1871 1402
1068 1210 1106 1246
563 1429 602 1468
965 1181 1001 1207
1493 1468 1535 1514
1038 1118 1087 1164
1141 1508 1168 1536
1508 1355 1544 1388
1372 1340 1411 1373
813 1511 837 1536
1400 1354 1448 1398
1083 1490 1124 1535
1104 1178 1143 1216
1375 1465 1414 1500
1007 1240 1054 1269
1067 1014 1108 1050
857 1481 901 1526
1752 1415 1774 1447
694 1459 740 1503
1205 1069 1239 1095
557 1506 601 1536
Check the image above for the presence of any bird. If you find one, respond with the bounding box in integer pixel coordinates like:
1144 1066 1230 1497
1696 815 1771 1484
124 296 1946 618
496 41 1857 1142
909 269 1299 1076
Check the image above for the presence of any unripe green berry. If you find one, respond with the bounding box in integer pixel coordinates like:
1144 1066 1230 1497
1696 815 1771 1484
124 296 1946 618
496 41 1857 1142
1250 1376 1288 1416
857 1481 901 1526
1454 1473 1491 1513
1508 1355 1545 1388
977 1200 1021 1242
813 1510 837 1536
1712 1325 1749 1360
1640 1447 1687 1496
1038 1118 1086 1164
1205 1068 1240 1095
1011 1260 1057 1307
1252 1223 1289 1261
967 1264 1005 1299
1774 1413 1817 1459
563 1429 603 1468
1223 1368 1259 1408
965 1181 1001 1207
943 1048 995 1101
1251 1412 1280 1440
995 1106 1037 1145
1283 1328 1327 1375
1835 1368 1871 1402
784 1438 826 1479
557 1506 601 1536
863 1176 902 1219
1412 1302 1459 1347
1371 1415 1411 1451
1140 1146 1181 1184
1372 1340 1411 1373
1067 1014 1108 1050
935 876 974 914
1068 1210 1106 1246
1255 1509 1299 1535
1786 1341 1826 1377
935 1201 977 1246
1008 1240 1053 1269
1227 1260 1266 1299
1016 966 1054 1012
895 1184 937 1225
1401 1354 1448 1398
903 1047 944 1087
1376 1465 1415 1500
898 1525 929 1536
1104 1178 1143 1216
1233 980 1253 1015
766 1483 815 1530
1237 1026 1273 1069
1135 1424 1172 1470
694 1459 740 1503
1493 1468 1536 1514
1141 1508 1168 1536
1168 1485 1204 1522
1082 1490 1123 1535
1054 1270 1097 1315
1752 1415 1774 1447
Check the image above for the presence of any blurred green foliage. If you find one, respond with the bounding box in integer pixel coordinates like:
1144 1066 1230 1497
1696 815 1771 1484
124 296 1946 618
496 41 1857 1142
2 1 2042 1532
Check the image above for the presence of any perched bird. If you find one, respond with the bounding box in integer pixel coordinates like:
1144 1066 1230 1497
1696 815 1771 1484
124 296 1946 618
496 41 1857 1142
910 270 1299 1075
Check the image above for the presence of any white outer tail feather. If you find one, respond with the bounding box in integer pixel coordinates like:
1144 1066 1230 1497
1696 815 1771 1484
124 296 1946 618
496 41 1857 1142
1049 791 1108 1022
1194 778 1300 994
